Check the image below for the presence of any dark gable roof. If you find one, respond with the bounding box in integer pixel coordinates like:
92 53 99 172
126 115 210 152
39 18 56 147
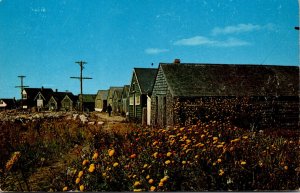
134 68 158 94
51 92 73 102
25 88 53 100
160 63 299 97
1 98 16 107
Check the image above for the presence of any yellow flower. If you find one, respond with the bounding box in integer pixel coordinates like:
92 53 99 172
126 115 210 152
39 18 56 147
82 159 89 166
217 159 222 163
108 149 115 157
79 185 84 191
153 152 158 158
102 172 107 177
201 134 205 138
231 138 240 143
182 161 187 165
186 139 191 144
88 164 95 172
166 152 172 157
148 179 154 184
165 160 171 165
63 186 68 191
213 137 218 141
130 154 137 159
75 177 80 184
284 166 288 170
113 162 119 167
242 136 248 139
219 169 224 176
143 164 148 168
134 181 141 187
180 127 185 131
161 176 169 182
195 155 199 159
78 171 84 178
146 175 150 179
150 186 156 191
241 161 247 165
158 182 164 187
133 189 142 192
217 144 224 148
92 152 99 160
153 141 158 146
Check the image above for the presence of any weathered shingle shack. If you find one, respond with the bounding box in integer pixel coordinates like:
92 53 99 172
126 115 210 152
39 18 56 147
95 90 108 112
0 98 17 110
151 61 299 129
61 93 78 111
121 85 130 116
107 87 123 112
48 91 74 111
129 68 158 124
22 87 53 110
79 94 96 112
112 89 123 114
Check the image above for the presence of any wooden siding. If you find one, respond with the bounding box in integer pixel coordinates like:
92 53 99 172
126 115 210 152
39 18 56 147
151 67 173 127
129 72 142 120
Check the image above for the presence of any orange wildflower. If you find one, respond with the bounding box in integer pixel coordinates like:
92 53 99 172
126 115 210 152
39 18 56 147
88 164 95 172
92 152 99 160
108 149 115 157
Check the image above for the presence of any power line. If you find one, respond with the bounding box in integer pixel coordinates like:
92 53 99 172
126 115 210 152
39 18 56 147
70 61 92 112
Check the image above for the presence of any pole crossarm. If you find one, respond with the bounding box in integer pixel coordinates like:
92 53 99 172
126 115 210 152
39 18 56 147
70 60 92 112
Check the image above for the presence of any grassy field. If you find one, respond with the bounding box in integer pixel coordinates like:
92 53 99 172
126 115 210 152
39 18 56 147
0 112 299 191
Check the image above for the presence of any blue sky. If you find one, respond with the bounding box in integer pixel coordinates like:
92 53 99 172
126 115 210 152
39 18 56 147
0 0 299 99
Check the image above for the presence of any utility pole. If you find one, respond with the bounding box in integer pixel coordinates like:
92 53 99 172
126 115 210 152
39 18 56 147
70 61 92 112
15 75 29 109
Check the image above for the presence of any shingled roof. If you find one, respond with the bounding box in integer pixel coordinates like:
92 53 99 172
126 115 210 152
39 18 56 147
51 92 74 102
96 90 108 100
134 68 158 94
160 63 299 97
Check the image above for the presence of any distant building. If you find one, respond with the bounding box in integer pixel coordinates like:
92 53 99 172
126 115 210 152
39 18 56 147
0 98 17 110
112 88 123 115
79 94 97 112
47 91 74 111
128 68 157 124
107 87 123 112
95 90 108 112
61 94 78 111
121 85 130 116
22 87 53 110
151 60 299 129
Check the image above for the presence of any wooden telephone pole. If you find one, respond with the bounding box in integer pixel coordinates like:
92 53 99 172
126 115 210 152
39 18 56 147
70 61 92 112
15 75 29 109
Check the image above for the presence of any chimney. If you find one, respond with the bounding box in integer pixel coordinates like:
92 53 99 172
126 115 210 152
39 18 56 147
41 86 44 91
174 59 180 64
56 89 58 92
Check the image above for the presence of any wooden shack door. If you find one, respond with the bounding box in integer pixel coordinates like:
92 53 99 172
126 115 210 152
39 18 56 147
156 95 167 128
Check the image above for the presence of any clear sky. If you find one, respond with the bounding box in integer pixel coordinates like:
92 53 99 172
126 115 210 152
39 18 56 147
0 0 299 99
